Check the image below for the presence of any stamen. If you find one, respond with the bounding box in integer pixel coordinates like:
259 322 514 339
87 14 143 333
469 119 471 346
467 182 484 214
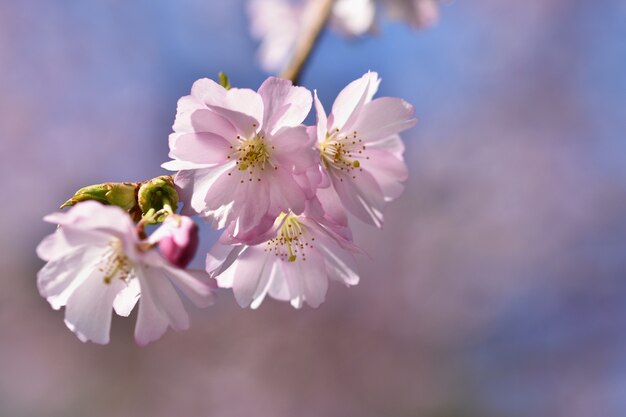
98 240 132 284
320 129 365 176
267 213 309 263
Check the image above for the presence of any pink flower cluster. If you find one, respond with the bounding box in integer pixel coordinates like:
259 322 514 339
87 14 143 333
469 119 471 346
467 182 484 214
36 72 416 344
165 72 416 308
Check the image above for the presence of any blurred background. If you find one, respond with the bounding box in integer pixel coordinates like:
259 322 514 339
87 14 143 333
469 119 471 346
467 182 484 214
2 0 626 416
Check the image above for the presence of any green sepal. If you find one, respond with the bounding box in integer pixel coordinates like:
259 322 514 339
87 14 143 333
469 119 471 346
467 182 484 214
61 182 138 211
218 72 231 90
137 176 179 224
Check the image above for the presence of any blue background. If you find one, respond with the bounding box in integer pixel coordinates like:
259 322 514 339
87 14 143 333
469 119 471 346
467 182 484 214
2 1 626 416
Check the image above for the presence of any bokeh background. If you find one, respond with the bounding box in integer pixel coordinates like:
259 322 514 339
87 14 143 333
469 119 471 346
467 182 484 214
2 0 626 416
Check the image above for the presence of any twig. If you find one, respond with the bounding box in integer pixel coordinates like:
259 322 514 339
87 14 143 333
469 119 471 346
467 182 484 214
280 0 336 84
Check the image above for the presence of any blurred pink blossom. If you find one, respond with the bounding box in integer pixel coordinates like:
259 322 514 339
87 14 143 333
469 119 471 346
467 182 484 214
247 0 437 72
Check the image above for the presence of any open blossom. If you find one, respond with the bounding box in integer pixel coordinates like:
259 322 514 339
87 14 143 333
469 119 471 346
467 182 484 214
314 72 417 227
248 0 376 73
36 201 215 345
163 76 319 242
206 201 360 309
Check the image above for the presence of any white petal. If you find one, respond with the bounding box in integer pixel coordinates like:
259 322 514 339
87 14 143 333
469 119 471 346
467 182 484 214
113 278 140 317
134 267 189 346
37 246 102 310
64 268 126 344
231 247 272 308
161 266 216 308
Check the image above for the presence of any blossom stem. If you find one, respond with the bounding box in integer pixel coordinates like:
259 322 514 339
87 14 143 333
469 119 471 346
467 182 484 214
280 0 335 84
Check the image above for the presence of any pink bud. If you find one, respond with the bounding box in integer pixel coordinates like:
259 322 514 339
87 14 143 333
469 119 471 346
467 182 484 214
151 215 199 268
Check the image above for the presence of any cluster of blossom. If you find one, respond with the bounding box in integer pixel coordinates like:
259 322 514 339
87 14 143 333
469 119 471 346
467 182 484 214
37 72 416 344
249 0 440 72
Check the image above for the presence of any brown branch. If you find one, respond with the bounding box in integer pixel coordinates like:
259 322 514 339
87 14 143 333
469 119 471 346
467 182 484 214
280 0 336 84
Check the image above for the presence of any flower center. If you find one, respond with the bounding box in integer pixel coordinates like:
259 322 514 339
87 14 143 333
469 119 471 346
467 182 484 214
98 239 133 284
234 134 271 171
320 129 367 176
227 134 278 183
265 213 314 262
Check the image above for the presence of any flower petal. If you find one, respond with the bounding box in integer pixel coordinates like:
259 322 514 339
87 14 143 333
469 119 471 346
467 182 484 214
168 132 232 166
112 278 140 317
258 77 312 134
64 268 126 344
330 167 385 227
37 246 102 310
347 97 417 142
231 247 272 308
134 267 189 346
330 72 380 130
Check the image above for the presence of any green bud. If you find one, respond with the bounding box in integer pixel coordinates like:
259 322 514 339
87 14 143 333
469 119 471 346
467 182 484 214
218 72 231 90
137 176 179 224
61 182 138 211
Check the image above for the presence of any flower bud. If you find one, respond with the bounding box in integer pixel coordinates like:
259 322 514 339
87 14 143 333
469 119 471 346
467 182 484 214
61 182 139 212
137 176 179 223
150 215 199 268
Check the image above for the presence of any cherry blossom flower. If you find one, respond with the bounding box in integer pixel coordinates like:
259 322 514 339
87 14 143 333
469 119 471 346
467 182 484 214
313 72 417 227
36 201 215 345
381 0 439 29
149 215 199 269
163 76 319 242
247 0 439 73
248 0 376 73
206 201 360 309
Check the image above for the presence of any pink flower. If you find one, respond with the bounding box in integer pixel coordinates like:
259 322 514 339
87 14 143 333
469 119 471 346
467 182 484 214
247 0 376 73
36 201 215 345
163 76 319 242
149 215 199 269
381 0 439 29
206 201 360 309
313 72 417 227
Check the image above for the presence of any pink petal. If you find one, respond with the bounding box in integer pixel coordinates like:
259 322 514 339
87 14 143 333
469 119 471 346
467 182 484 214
330 167 385 227
368 133 405 158
172 95 205 132
307 224 360 286
315 185 348 227
161 266 216 308
271 127 318 174
266 167 307 216
258 77 312 134
64 268 126 344
313 91 329 144
361 148 408 201
188 109 238 141
36 227 108 261
37 247 102 310
199 80 264 137
134 267 190 346
43 201 134 237
283 246 328 308
347 97 417 142
112 278 140 317
231 247 273 308
330 72 380 129
168 132 233 166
